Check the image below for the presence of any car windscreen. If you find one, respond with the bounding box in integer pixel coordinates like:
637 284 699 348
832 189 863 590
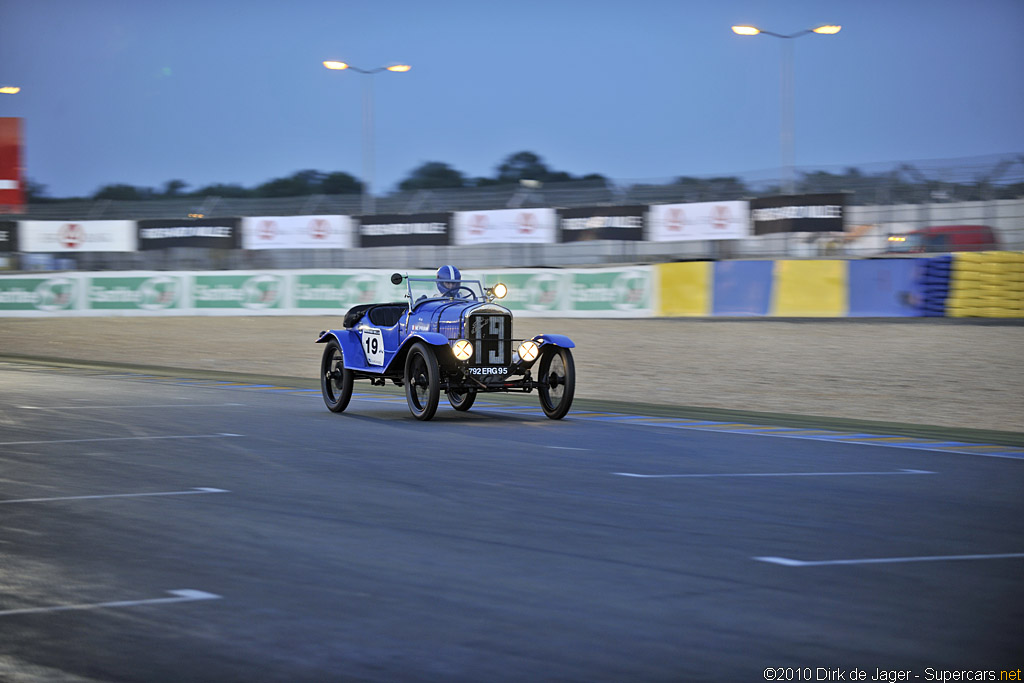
406 276 484 303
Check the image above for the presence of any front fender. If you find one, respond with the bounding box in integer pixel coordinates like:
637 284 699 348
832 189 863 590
533 333 575 349
507 333 576 373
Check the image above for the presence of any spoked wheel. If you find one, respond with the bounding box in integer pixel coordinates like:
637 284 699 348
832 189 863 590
320 339 353 413
537 346 575 420
404 342 440 421
447 388 477 412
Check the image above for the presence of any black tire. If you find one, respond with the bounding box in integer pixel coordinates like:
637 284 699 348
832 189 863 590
537 346 575 420
320 339 353 413
404 342 440 421
447 388 477 411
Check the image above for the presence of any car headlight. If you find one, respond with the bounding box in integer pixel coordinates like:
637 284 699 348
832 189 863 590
491 282 507 299
452 339 473 361
517 340 539 363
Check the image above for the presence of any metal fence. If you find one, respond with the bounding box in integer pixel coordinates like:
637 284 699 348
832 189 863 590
14 153 1024 221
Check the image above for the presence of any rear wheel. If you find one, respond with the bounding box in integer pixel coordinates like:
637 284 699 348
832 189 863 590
404 343 440 421
320 339 353 413
537 346 575 420
447 388 477 411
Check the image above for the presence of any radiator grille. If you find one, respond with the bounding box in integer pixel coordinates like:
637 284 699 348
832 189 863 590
468 313 511 368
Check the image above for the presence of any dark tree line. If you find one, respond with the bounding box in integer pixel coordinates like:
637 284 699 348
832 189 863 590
25 151 1024 203
27 151 603 202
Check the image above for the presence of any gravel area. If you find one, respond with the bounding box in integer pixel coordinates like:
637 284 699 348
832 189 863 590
1 316 1022 432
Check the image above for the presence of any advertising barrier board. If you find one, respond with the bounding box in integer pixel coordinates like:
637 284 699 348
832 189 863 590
557 206 645 242
453 208 557 246
0 220 16 252
0 275 79 313
192 273 287 311
750 193 846 234
137 218 239 250
87 274 186 312
294 271 409 311
19 220 137 253
242 215 353 250
647 201 749 242
477 267 654 318
358 213 450 248
0 267 654 318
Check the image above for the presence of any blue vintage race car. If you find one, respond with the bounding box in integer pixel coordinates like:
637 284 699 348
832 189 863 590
316 266 576 421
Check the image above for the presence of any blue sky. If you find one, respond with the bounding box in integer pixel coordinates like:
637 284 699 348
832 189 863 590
2 0 1022 198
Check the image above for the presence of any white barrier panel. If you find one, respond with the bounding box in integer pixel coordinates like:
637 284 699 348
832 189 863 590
452 208 556 246
647 200 749 242
0 267 654 318
241 215 353 250
19 220 137 253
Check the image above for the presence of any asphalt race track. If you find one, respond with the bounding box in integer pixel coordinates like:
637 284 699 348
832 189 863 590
1 362 1022 681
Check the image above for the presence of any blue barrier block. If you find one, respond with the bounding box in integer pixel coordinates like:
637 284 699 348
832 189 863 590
848 259 921 317
712 261 773 316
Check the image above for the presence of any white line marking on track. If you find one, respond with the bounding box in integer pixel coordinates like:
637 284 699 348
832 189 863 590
0 487 229 504
547 446 590 451
754 552 1024 567
18 403 246 410
0 589 222 617
0 433 243 446
613 468 935 479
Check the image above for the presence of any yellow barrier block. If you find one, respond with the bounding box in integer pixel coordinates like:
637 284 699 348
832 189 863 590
656 262 712 317
956 252 989 264
1003 251 1024 264
771 260 847 317
978 270 1010 281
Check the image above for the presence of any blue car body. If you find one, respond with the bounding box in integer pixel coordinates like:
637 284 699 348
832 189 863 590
316 272 576 420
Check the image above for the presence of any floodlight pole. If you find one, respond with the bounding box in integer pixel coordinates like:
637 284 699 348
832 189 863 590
732 25 841 195
323 62 410 215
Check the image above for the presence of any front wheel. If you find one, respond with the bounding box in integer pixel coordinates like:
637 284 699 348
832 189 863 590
447 388 477 411
537 346 575 420
321 339 353 413
404 342 440 421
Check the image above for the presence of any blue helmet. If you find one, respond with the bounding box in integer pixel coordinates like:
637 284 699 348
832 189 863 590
436 265 461 296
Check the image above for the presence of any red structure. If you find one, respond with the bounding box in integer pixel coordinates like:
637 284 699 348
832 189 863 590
0 117 25 214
